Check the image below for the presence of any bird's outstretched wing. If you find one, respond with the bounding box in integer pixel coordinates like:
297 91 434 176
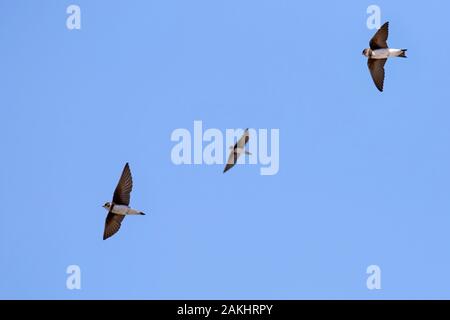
368 58 387 92
223 129 250 173
236 128 250 149
223 152 238 173
113 163 133 206
103 212 125 240
369 22 389 50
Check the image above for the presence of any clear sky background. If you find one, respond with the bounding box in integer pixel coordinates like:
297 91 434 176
1 0 450 299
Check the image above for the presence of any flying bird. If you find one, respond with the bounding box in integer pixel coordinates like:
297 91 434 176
102 163 145 240
223 128 251 173
362 22 407 92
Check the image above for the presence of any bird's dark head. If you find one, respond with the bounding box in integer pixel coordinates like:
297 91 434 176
103 202 111 210
362 48 370 57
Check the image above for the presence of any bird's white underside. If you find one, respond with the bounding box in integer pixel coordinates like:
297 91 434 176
371 48 403 59
106 204 142 215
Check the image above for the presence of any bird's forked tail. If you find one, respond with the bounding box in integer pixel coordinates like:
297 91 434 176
399 49 407 58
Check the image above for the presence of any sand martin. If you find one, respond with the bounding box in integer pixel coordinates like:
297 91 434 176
362 22 407 92
102 163 145 240
223 128 251 173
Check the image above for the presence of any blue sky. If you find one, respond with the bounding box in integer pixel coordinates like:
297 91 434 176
1 0 450 299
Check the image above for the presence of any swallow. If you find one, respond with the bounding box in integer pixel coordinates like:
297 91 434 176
223 128 251 173
362 22 407 92
102 163 145 240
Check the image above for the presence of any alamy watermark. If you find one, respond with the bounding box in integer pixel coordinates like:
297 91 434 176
366 5 381 30
170 121 280 175
66 5 81 30
366 265 381 290
66 265 81 290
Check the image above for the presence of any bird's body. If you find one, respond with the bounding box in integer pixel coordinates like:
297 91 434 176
233 147 246 155
364 48 406 59
223 129 251 173
103 202 145 216
362 22 407 92
102 163 145 240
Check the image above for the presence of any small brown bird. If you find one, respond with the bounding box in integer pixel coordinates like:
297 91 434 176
102 163 145 240
362 22 407 92
223 128 251 173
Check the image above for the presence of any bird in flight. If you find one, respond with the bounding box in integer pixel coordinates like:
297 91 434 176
223 128 251 173
362 22 407 92
102 163 145 240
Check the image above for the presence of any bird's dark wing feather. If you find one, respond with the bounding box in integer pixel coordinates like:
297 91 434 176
103 212 125 240
369 22 389 50
224 129 249 173
367 58 387 92
113 163 133 205
223 152 238 173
